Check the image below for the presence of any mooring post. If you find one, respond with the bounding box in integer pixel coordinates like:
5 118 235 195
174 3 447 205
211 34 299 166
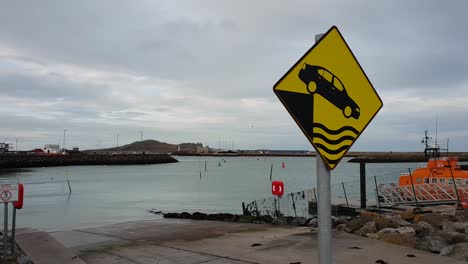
360 161 366 209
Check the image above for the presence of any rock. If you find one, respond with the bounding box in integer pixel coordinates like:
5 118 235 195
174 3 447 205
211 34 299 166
396 227 416 236
387 214 411 226
440 220 456 232
379 233 417 248
453 221 468 234
414 213 450 229
405 224 426 237
367 233 380 239
416 221 435 236
238 215 257 223
360 211 380 220
416 235 449 253
307 218 318 227
335 223 346 231
450 242 468 261
377 228 396 238
453 209 468 222
343 218 368 233
290 217 309 226
355 221 377 237
399 208 416 220
434 230 468 244
439 245 454 256
191 212 207 220
163 212 180 218
272 217 286 225
179 212 191 219
374 216 400 230
259 215 274 224
17 255 33 264
335 217 349 225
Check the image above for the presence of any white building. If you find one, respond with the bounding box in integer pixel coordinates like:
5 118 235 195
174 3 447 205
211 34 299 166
44 144 60 154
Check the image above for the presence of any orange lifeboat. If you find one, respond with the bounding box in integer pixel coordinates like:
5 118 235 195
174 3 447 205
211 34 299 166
398 157 468 187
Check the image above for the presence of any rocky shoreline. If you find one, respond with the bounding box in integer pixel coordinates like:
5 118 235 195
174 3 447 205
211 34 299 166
160 207 468 261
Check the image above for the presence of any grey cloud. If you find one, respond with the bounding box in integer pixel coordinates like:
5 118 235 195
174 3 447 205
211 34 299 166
1 0 468 151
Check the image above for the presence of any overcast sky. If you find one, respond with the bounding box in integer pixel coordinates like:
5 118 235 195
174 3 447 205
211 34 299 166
1 0 468 151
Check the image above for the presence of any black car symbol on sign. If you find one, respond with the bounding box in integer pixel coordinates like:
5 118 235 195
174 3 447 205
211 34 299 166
298 64 360 119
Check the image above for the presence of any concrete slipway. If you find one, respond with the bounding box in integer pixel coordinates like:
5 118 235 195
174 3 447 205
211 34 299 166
16 219 465 264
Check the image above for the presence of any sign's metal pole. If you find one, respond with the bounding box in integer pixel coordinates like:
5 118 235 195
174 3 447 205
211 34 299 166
317 156 332 264
3 203 8 264
10 207 16 256
314 32 332 264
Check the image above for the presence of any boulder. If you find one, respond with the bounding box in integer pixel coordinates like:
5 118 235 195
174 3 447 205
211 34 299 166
453 221 468 234
335 223 346 231
439 245 454 256
416 235 450 253
399 208 416 220
307 218 318 227
354 221 377 237
259 215 274 224
343 218 368 233
396 227 416 236
360 211 380 220
414 213 450 229
449 242 468 261
374 216 400 230
379 233 417 248
434 230 468 244
386 214 411 226
163 213 180 218
416 221 435 236
440 220 456 232
238 215 257 223
191 212 207 220
453 209 468 222
405 224 426 237
290 217 309 226
272 217 286 225
335 217 349 226
179 212 191 219
377 228 397 238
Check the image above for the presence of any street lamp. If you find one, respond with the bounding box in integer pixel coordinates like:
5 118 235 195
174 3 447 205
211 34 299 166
63 130 67 153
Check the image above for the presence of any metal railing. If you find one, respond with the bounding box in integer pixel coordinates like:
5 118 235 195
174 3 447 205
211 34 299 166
377 183 468 206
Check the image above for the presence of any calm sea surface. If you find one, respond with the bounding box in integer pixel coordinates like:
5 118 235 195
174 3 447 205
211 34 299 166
0 156 456 231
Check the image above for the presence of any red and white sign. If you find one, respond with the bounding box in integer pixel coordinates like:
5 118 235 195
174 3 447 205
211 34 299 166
0 179 19 203
272 181 284 196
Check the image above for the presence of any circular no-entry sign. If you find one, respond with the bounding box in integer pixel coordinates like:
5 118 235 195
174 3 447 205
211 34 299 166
0 191 12 202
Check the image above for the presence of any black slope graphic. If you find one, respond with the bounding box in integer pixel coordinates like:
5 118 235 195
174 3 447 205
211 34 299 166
275 90 314 140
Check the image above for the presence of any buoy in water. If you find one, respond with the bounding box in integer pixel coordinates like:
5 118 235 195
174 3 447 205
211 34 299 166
282 162 285 168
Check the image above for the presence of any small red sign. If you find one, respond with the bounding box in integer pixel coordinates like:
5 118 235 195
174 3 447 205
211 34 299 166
272 181 284 196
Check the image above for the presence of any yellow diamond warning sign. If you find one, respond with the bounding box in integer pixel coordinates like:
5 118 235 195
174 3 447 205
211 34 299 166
273 26 383 170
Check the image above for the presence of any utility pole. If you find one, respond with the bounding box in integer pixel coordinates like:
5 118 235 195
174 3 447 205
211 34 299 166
15 138 18 151
140 131 143 142
116 134 119 147
63 130 67 153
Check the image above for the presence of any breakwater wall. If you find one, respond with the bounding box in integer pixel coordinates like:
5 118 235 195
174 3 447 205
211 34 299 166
0 153 178 169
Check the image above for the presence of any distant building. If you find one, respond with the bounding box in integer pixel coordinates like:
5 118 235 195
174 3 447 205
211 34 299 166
72 147 79 151
177 143 198 153
44 144 60 154
0 143 9 153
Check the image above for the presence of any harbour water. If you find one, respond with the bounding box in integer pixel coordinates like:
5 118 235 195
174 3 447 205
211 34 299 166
0 156 440 231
